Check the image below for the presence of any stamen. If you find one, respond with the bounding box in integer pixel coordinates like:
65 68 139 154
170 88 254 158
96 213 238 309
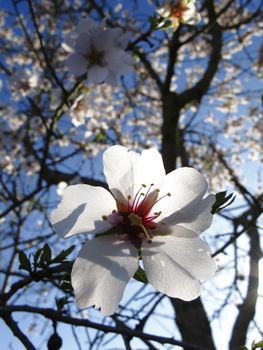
144 211 162 222
136 184 154 214
127 195 132 211
128 213 153 242
102 215 107 220
143 192 171 217
139 223 153 241
131 185 145 212
128 213 143 226
134 193 144 212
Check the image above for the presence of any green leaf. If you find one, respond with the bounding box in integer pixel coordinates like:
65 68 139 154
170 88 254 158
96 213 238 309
56 297 69 311
133 267 148 284
41 243 52 263
18 251 31 272
51 245 75 264
60 281 73 292
252 340 263 349
33 248 44 269
211 191 236 214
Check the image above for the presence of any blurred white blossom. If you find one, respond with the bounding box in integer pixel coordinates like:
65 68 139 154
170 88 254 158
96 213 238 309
157 0 200 31
9 69 40 101
63 17 133 85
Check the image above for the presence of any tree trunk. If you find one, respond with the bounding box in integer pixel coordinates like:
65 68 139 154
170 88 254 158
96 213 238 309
229 225 260 349
161 92 180 172
171 298 216 350
161 91 216 350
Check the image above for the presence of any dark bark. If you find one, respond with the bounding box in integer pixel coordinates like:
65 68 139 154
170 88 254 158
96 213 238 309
161 90 217 349
179 0 223 106
2 314 36 350
161 92 180 172
171 298 216 350
160 1 223 347
229 224 261 349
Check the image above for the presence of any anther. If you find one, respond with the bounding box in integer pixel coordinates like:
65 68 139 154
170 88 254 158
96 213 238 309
102 215 107 220
167 192 171 197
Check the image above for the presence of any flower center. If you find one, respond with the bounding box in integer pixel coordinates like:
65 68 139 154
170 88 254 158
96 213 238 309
102 184 171 247
86 46 105 67
170 3 188 20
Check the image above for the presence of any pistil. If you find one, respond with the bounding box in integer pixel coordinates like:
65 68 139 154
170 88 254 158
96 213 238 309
128 213 153 242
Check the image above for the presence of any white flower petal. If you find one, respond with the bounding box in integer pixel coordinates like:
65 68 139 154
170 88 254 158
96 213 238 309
50 185 117 238
106 50 133 80
153 167 209 218
120 53 134 73
181 2 196 23
66 53 87 76
156 5 171 18
94 28 120 50
135 148 166 187
106 48 124 67
105 71 118 86
71 236 139 315
160 224 199 238
62 31 78 52
88 65 108 84
77 17 98 33
75 33 92 54
103 145 140 201
163 194 215 235
116 32 131 49
142 235 216 300
103 146 165 206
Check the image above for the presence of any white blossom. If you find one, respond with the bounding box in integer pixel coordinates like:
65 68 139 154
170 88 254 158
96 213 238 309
9 69 39 101
50 145 216 315
157 0 200 31
63 17 133 85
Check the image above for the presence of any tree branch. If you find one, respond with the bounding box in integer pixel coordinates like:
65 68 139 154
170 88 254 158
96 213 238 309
0 305 210 350
2 313 36 350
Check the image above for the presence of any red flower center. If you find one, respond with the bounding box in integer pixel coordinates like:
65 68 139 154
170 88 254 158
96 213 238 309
103 184 171 247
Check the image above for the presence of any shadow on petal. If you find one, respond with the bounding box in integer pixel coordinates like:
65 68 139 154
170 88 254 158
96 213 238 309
54 203 87 236
162 195 215 234
78 238 138 284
